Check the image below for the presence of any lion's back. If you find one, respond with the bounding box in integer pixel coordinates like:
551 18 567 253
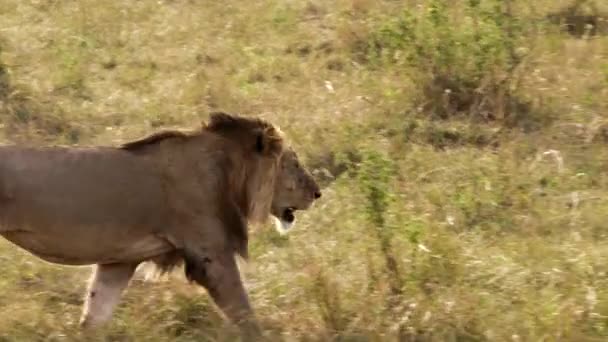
0 146 170 235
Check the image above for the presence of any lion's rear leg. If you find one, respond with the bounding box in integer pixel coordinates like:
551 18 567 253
79 263 137 329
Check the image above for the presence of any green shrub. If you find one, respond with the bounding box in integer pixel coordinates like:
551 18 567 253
357 148 405 300
546 0 608 37
364 0 536 123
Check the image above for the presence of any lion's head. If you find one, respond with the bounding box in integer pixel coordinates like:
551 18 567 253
204 112 285 227
121 111 320 237
271 148 321 233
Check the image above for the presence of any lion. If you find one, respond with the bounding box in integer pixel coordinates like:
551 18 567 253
271 148 321 233
0 112 321 337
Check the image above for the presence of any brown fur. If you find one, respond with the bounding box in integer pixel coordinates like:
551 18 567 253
0 112 320 336
120 130 189 151
146 145 322 278
119 112 283 260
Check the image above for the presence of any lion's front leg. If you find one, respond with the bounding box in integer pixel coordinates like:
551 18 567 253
183 249 262 338
169 196 261 338
79 262 137 329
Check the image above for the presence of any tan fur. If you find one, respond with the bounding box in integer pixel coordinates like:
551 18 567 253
146 146 321 277
0 112 320 336
0 113 320 332
119 112 284 259
203 112 284 224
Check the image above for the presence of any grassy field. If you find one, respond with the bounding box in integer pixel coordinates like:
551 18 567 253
1 0 608 340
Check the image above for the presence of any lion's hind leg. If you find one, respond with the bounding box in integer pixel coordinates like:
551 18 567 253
79 263 137 329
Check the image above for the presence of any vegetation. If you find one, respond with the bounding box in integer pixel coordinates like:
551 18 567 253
1 0 608 340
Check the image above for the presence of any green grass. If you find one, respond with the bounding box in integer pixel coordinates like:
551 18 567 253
1 0 608 340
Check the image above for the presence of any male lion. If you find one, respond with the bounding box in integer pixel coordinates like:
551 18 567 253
0 112 321 337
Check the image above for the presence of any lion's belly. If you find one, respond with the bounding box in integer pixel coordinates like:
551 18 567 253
0 146 176 265
1 229 175 265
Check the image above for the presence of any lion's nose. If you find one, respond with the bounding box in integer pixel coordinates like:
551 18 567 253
314 191 322 199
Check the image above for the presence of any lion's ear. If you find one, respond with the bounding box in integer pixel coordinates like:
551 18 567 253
255 132 276 155
254 128 284 156
255 134 265 153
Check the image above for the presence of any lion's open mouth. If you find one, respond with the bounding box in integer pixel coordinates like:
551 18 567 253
282 207 296 223
273 207 297 234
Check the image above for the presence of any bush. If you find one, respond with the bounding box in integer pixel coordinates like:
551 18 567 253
547 0 608 37
364 0 535 123
357 149 404 298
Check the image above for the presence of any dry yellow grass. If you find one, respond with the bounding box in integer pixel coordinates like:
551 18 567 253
1 0 608 341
